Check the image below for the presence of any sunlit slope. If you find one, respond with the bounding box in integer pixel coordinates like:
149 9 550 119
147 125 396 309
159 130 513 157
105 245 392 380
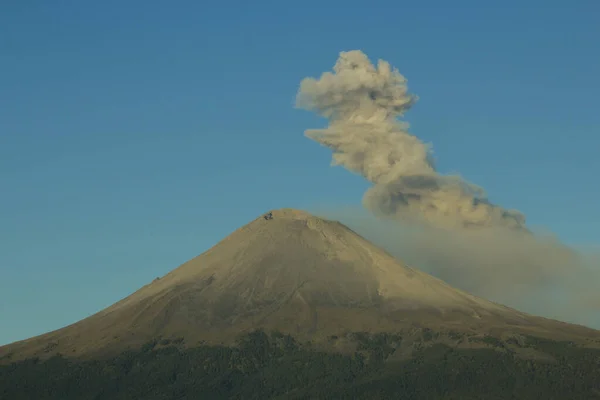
2 209 598 361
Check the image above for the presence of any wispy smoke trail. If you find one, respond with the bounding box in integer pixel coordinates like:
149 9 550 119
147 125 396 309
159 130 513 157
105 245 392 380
316 208 600 329
297 50 526 230
300 51 600 328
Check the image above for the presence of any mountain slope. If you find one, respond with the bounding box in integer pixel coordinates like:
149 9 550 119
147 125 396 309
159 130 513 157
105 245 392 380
1 209 598 362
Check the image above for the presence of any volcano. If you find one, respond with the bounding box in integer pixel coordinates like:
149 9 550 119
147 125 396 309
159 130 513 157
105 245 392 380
2 209 598 364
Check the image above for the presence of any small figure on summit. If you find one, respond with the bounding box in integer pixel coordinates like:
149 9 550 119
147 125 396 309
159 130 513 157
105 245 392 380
263 212 273 220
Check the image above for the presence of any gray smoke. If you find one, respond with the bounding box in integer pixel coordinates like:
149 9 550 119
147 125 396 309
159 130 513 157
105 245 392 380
315 207 600 329
296 50 526 230
299 51 600 328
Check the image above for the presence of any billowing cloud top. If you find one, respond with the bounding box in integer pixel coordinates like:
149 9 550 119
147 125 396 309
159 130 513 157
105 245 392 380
297 50 526 230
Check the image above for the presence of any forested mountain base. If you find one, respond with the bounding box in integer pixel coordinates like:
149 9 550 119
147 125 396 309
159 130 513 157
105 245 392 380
1 331 599 400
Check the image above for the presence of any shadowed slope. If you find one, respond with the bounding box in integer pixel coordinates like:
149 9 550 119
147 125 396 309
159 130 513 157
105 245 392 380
1 209 598 362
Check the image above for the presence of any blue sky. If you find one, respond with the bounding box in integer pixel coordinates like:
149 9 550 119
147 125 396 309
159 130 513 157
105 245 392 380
1 0 599 345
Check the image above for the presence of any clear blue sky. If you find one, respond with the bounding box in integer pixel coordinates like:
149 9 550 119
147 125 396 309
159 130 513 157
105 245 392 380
1 0 599 345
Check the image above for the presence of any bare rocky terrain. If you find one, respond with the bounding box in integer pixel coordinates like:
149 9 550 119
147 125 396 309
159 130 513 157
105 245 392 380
1 208 599 363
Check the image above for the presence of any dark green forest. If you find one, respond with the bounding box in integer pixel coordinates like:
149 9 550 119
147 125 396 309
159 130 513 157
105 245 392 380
1 331 599 399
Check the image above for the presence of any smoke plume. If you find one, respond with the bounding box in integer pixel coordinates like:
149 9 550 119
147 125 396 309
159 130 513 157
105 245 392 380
296 50 525 230
299 50 600 328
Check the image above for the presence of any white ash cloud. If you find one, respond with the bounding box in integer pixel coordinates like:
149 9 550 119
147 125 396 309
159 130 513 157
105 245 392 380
297 50 526 230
